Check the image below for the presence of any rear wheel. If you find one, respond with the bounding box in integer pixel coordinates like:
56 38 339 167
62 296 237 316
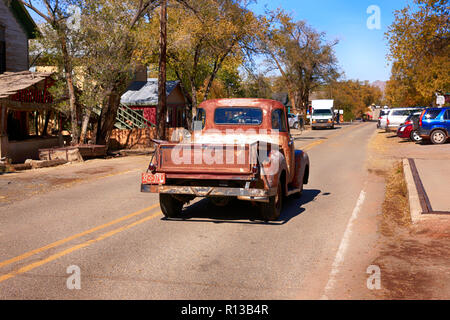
159 194 183 218
410 130 422 142
293 122 299 130
260 183 283 221
430 130 447 145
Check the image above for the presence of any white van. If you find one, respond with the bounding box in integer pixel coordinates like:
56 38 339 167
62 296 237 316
311 100 334 130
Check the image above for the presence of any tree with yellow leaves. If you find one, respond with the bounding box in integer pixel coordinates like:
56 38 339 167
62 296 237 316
386 0 449 106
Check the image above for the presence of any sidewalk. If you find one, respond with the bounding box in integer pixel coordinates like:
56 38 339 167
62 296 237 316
403 158 450 223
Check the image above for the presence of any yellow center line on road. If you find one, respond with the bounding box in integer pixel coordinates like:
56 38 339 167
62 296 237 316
0 203 160 270
299 123 363 151
0 211 162 283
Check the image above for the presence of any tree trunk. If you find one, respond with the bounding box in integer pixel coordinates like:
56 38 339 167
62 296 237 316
96 92 121 146
34 111 39 136
190 80 198 124
58 30 79 146
157 0 167 140
287 89 296 112
79 109 91 144
42 111 51 136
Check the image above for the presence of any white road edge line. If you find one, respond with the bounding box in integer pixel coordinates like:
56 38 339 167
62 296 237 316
321 189 366 300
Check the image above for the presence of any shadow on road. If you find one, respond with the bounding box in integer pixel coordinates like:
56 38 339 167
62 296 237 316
163 189 321 226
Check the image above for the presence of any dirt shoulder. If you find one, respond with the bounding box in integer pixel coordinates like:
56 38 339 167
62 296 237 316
368 131 450 299
324 128 449 300
0 155 150 206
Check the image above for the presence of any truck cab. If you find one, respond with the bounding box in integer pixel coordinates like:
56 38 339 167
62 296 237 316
311 99 335 130
141 98 310 221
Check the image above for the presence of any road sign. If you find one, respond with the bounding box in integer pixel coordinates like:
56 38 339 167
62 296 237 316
436 95 445 106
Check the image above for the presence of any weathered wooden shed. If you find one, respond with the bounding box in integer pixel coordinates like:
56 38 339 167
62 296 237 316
120 78 188 128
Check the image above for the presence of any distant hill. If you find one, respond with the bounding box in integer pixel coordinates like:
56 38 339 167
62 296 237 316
372 80 386 93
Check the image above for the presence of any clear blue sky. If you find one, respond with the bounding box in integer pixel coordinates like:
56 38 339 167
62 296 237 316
26 0 414 82
249 0 414 82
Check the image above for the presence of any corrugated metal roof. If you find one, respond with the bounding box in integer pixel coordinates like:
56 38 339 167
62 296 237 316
120 78 180 106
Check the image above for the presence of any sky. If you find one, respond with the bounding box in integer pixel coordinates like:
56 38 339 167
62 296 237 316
25 0 415 83
248 0 414 83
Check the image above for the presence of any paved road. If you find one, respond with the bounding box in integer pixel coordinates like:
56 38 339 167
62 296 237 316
0 122 377 299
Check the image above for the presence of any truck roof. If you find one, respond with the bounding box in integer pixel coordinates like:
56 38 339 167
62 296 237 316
198 98 285 112
311 99 334 109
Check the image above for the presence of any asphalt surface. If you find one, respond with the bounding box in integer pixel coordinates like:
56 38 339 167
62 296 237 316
0 122 378 299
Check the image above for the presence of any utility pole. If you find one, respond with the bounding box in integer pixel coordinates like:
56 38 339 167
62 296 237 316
157 0 167 140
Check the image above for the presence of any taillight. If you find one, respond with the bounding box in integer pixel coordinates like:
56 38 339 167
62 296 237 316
387 118 390 126
148 163 157 174
419 110 426 127
405 120 412 125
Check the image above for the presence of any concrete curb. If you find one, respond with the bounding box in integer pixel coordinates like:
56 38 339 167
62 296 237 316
402 158 423 223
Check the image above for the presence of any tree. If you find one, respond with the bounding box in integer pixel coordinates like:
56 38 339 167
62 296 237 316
258 10 340 114
22 0 83 145
76 0 161 145
386 0 449 105
326 80 382 120
27 0 161 146
138 0 260 127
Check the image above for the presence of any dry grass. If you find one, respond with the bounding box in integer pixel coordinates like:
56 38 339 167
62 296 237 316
380 162 411 237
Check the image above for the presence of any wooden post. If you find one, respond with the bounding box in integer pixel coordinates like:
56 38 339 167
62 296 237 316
0 103 7 159
0 103 6 135
157 0 167 140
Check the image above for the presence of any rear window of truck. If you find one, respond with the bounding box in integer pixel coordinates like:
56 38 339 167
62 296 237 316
214 108 263 125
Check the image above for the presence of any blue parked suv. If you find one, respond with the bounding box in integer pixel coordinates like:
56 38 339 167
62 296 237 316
419 107 450 144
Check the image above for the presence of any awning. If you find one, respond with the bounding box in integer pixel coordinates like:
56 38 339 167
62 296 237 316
0 71 53 99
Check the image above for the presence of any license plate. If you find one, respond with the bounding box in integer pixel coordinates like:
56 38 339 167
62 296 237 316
142 172 166 185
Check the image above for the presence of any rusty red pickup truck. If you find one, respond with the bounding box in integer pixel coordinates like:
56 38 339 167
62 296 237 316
141 98 310 221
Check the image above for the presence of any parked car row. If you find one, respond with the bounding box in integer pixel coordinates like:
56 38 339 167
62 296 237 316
390 107 450 145
378 107 425 131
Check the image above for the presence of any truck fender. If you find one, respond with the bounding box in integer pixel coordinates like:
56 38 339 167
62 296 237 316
261 149 288 194
291 151 310 189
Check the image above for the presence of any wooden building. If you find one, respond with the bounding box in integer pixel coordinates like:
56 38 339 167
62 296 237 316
0 0 38 73
0 1 63 163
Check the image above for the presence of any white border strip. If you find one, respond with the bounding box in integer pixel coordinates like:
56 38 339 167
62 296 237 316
321 190 366 300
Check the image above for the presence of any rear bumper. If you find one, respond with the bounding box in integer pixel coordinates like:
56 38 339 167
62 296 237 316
141 184 277 201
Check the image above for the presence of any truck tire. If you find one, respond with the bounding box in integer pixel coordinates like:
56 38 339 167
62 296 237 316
159 194 183 218
430 130 447 145
260 183 283 221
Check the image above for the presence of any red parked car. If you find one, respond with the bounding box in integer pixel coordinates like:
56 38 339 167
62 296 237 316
397 112 422 142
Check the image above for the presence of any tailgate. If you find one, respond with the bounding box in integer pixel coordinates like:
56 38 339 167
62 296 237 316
157 143 257 175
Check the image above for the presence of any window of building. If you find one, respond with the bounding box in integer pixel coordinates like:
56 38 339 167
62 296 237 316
0 26 5 74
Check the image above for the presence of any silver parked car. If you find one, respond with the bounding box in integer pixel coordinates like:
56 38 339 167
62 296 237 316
383 108 425 131
288 113 300 129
